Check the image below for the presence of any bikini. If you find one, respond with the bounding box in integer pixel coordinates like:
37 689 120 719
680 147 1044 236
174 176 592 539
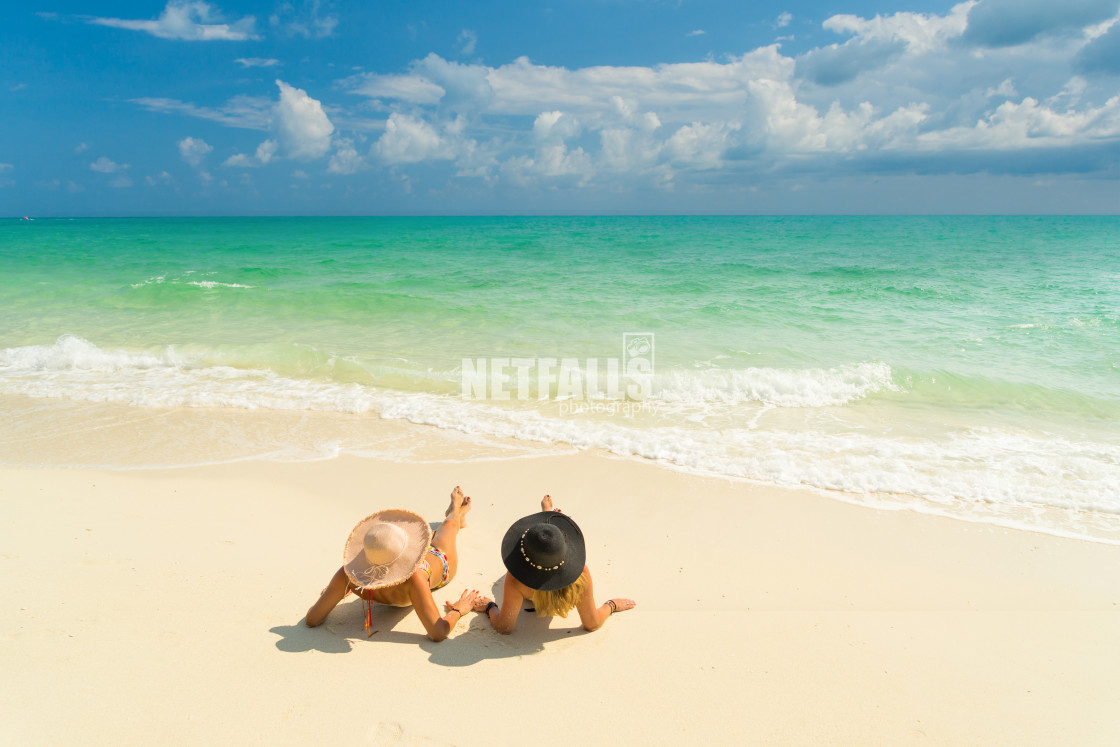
415 545 451 591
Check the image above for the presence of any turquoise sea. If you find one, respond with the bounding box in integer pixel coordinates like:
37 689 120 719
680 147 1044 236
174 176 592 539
2 216 1119 542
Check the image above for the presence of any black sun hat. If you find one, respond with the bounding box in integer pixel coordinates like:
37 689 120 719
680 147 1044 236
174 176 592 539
501 511 586 591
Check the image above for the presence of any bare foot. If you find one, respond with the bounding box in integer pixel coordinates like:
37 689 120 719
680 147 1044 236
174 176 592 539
446 485 471 528
541 494 560 513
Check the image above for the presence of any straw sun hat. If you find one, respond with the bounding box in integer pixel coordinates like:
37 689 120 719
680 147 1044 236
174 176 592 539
501 511 586 591
343 509 432 590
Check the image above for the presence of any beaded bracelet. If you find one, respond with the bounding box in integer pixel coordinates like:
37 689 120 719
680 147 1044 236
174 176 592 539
607 599 617 614
485 602 498 615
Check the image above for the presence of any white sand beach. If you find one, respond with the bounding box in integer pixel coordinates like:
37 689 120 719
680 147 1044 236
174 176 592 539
3 451 1119 745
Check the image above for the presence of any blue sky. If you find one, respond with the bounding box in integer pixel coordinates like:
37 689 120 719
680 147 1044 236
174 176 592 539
2 1 1119 215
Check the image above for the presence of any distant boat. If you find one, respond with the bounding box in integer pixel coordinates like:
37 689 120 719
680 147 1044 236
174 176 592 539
21 216 33 221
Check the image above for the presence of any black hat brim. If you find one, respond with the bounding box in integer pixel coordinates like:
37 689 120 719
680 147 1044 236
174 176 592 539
501 511 586 591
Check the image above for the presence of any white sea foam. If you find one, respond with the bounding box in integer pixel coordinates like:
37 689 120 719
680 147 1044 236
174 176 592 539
3 337 1119 540
130 274 253 289
186 281 254 289
651 361 898 407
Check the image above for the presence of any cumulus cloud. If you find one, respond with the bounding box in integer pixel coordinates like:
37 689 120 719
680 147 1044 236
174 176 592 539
916 93 1120 150
273 79 334 160
663 121 740 169
119 1 1120 194
797 3 974 85
144 80 334 168
373 113 456 163
178 136 213 165
328 138 363 174
87 1 258 41
335 13 1120 191
223 139 279 168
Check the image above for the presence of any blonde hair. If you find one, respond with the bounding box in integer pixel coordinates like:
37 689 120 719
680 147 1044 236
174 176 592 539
531 572 588 618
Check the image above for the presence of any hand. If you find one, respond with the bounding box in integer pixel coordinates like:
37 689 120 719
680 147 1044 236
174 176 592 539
471 595 495 612
445 588 479 617
607 598 636 614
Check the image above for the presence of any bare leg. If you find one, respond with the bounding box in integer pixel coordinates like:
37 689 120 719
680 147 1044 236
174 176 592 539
431 486 471 581
306 566 352 627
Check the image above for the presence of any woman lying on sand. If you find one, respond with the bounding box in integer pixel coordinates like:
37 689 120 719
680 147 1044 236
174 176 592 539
305 486 479 641
467 495 635 633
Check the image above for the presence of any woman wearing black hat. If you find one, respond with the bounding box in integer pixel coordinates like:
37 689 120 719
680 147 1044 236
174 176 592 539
464 495 635 633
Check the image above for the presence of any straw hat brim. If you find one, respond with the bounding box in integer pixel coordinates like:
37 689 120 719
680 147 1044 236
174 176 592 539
343 508 432 591
500 511 586 591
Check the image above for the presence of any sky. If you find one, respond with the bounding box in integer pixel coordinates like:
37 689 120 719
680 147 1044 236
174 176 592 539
2 0 1119 215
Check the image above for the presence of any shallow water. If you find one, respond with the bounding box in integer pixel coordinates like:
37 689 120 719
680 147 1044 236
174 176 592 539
3 216 1119 541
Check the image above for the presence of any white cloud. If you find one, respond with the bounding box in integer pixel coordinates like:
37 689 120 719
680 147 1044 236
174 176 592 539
145 171 174 186
74 142 88 154
663 121 740 169
373 113 455 163
686 29 706 37
273 80 334 160
350 73 446 105
223 138 279 168
533 111 582 142
178 136 213 165
110 1 1088 195
822 2 974 54
87 1 258 41
235 57 281 68
797 3 975 86
917 93 1120 150
0 163 12 171
775 13 793 29
110 174 133 188
256 139 279 164
328 139 363 174
352 49 793 122
90 157 127 173
458 29 478 56
986 79 1018 99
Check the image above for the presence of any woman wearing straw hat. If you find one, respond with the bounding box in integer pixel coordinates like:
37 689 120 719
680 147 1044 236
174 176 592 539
468 495 635 633
305 486 479 641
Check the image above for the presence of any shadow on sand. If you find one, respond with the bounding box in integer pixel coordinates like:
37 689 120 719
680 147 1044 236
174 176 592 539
269 578 593 664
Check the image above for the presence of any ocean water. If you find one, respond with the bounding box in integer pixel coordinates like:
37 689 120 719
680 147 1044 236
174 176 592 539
2 216 1119 542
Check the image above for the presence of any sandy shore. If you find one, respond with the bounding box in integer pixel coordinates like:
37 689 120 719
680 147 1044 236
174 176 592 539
2 451 1119 745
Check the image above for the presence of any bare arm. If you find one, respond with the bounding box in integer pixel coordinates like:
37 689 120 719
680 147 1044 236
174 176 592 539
476 573 528 634
576 567 636 632
409 576 478 642
305 566 351 627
